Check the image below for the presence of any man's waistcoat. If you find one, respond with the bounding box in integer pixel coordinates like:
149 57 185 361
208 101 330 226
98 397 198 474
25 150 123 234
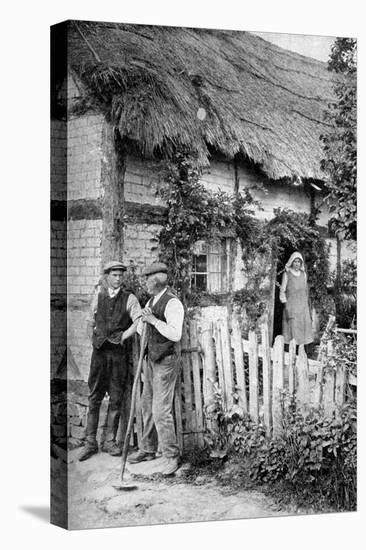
147 290 177 362
93 288 132 349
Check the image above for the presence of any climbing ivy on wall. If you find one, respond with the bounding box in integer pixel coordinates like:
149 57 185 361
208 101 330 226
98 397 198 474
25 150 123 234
157 150 257 307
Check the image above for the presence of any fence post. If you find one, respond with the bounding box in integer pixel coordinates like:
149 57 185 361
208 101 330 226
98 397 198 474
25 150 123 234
288 339 296 397
323 340 335 418
189 320 204 448
213 321 226 410
272 335 284 436
181 323 195 448
261 323 272 433
174 371 184 453
296 345 310 414
220 318 234 410
335 364 347 409
201 322 217 436
248 330 259 423
322 367 335 417
232 312 248 412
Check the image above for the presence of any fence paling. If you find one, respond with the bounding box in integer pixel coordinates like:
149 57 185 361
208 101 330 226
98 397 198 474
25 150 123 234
189 320 205 448
214 321 227 409
313 361 324 406
182 325 196 448
272 335 284 436
174 376 184 452
288 339 296 396
220 318 234 410
261 323 272 433
200 322 218 435
296 346 310 413
248 330 259 423
335 364 346 408
323 367 335 417
232 313 248 412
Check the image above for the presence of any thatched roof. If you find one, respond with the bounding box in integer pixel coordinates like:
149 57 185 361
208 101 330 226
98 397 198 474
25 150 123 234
65 20 338 181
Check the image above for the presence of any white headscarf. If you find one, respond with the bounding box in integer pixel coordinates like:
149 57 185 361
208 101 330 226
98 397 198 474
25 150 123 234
285 251 307 281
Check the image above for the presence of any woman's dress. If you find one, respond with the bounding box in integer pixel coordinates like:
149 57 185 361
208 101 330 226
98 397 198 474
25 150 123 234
282 270 313 345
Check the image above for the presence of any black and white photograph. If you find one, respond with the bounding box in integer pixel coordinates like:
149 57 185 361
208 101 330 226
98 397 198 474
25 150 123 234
4 2 363 546
49 18 358 530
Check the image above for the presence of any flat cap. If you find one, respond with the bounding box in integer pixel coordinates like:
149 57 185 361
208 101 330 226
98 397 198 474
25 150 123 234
103 260 127 273
142 262 168 276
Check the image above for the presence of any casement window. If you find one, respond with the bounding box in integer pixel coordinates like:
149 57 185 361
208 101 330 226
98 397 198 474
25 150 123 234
191 240 231 293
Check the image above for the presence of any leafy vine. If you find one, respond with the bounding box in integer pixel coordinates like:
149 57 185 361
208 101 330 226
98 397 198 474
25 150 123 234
157 151 332 330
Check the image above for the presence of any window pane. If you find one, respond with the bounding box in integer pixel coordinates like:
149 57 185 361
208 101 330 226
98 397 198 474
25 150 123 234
195 274 207 291
208 272 221 292
194 254 207 273
208 252 220 273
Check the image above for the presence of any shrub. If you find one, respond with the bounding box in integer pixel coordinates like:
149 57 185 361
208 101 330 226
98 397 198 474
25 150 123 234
204 381 356 510
248 404 357 510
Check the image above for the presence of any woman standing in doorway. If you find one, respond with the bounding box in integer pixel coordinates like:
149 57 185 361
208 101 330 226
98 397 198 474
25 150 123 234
280 251 313 346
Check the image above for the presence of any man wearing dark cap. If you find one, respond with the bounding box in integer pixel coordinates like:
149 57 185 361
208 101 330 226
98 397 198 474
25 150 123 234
128 262 184 476
79 261 142 461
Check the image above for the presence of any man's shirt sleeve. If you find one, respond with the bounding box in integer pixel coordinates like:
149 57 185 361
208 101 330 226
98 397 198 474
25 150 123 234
152 298 184 342
127 293 143 323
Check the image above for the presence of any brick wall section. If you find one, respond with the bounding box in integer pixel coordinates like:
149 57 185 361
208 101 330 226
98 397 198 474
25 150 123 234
67 113 104 201
51 221 67 294
67 219 103 295
51 120 67 201
67 219 103 380
123 223 162 274
124 156 165 206
51 310 66 379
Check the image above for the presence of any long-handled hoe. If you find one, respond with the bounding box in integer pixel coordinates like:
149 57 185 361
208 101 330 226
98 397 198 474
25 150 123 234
112 323 148 491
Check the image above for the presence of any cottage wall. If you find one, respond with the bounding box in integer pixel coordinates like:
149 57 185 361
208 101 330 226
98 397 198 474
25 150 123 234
123 156 164 272
51 117 67 378
122 155 349 281
66 112 104 381
51 88 105 380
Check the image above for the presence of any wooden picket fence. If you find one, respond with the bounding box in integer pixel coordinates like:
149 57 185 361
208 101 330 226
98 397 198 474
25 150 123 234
127 313 356 451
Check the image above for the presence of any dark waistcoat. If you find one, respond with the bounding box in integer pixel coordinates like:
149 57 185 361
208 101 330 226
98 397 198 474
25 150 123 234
147 290 177 362
93 288 132 349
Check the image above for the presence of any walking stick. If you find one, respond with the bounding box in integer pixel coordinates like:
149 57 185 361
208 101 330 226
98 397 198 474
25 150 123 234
113 322 148 491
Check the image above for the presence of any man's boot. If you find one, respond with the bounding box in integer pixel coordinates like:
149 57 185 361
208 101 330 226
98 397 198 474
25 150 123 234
78 440 98 461
101 440 122 456
79 409 99 461
102 408 121 456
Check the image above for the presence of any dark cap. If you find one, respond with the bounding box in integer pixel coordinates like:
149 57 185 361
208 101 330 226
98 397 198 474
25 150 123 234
103 261 127 273
142 262 168 277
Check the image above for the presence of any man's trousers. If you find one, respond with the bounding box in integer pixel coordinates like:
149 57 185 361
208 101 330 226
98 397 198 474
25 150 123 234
140 355 180 459
85 342 128 444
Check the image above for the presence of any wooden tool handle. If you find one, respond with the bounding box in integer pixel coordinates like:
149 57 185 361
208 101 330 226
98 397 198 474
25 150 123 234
119 323 148 481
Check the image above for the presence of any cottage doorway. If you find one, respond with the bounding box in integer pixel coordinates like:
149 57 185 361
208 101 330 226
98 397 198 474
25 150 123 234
272 246 294 345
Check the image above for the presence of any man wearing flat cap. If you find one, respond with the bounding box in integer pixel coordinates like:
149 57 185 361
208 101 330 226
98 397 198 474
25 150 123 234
128 262 184 476
79 261 142 461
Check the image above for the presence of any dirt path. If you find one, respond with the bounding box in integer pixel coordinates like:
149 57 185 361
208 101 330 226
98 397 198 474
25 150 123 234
60 450 289 529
